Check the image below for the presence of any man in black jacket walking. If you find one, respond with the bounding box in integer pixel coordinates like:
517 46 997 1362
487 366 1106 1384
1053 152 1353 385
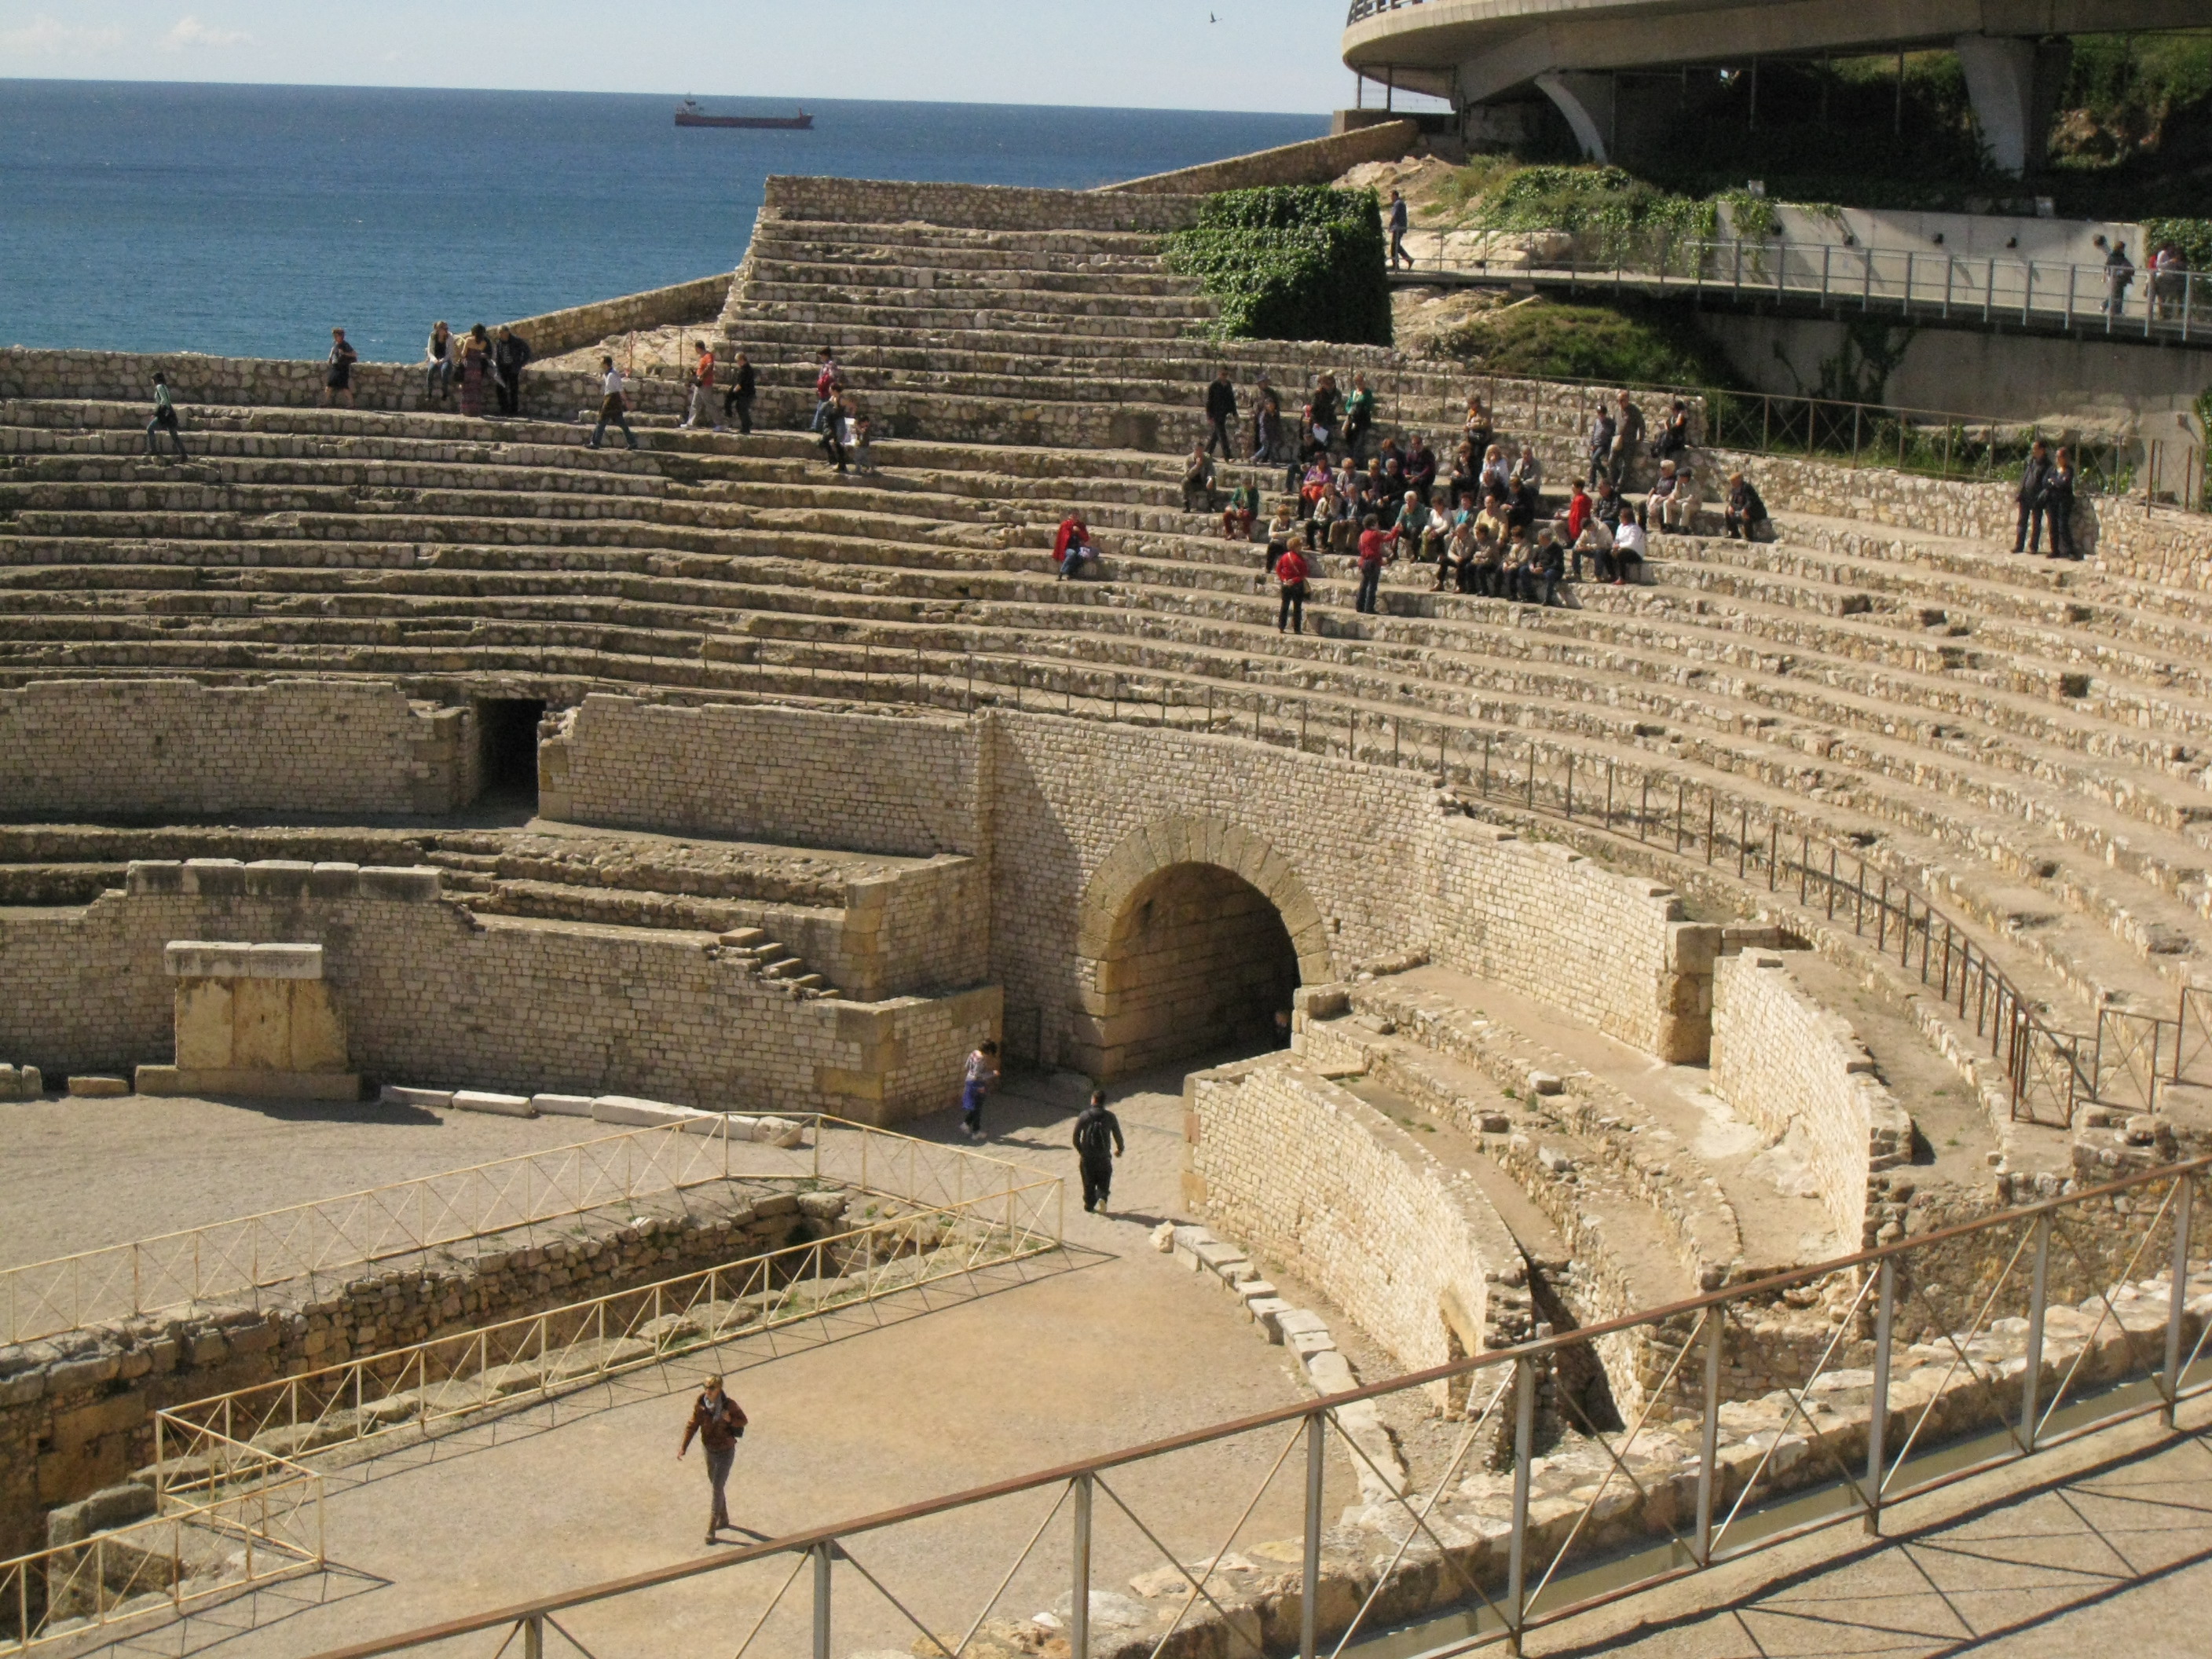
2012 440 2053 555
1205 368 1237 459
1073 1090 1125 1214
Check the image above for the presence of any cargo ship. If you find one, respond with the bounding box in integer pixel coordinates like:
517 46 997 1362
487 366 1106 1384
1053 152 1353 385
675 98 812 130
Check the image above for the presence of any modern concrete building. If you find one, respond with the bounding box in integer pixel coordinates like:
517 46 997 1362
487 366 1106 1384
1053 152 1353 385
1340 1 2206 172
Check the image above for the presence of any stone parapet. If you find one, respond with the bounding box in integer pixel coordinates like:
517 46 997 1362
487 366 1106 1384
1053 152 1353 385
762 175 1203 234
1712 951 1914 1251
1100 120 1422 195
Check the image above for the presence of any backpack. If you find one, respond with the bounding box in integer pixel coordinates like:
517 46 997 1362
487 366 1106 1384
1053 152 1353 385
1075 1110 1115 1158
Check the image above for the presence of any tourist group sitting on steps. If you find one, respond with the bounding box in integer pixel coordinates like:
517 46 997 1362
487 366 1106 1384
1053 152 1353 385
1180 370 1800 632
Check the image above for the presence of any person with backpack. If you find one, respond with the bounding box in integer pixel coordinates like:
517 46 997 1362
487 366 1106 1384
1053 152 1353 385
145 372 187 462
676 1374 748 1545
1073 1090 1125 1214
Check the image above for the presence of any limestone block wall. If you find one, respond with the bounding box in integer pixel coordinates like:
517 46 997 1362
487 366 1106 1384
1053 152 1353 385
1711 951 1914 1250
1433 819 1719 1062
0 347 683 421
544 701 1722 1074
1100 120 1421 195
1184 1055 1531 1405
0 679 469 821
545 695 986 858
0 862 997 1124
762 175 1203 234
0 1188 848 1560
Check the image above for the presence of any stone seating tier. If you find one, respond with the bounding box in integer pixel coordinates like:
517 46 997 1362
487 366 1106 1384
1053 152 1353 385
5 397 2208 1037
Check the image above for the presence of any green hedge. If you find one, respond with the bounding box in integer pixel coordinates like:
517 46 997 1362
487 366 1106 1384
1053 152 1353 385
1162 187 1392 347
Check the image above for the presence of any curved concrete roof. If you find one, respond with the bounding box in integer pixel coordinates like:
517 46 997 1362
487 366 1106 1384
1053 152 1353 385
1342 0 2207 105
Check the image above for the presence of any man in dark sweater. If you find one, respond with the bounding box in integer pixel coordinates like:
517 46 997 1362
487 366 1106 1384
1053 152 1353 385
1074 1090 1126 1214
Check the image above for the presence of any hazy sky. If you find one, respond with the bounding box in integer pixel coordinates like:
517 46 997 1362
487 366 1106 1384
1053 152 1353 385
0 1 1400 112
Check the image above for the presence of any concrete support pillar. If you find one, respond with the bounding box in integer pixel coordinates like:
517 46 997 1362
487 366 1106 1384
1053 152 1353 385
1534 70 1613 163
1956 35 2071 175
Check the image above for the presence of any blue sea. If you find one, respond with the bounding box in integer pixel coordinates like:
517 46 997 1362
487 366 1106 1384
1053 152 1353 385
0 81 1326 361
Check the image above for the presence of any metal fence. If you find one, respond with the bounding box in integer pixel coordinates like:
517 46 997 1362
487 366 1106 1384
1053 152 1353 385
0 1117 775 1348
295 1154 2210 1659
0 1429 323 1656
152 1172 1063 1474
1402 229 2208 344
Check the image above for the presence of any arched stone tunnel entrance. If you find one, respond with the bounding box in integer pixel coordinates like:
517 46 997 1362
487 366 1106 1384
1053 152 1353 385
1071 819 1334 1082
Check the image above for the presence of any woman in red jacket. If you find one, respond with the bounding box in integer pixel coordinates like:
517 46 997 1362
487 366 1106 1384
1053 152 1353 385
1274 545 1310 635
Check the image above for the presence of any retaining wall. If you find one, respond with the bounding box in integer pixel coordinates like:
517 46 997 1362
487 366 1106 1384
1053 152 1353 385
0 679 469 821
1183 1056 1530 1406
1711 951 1914 1249
543 696 987 859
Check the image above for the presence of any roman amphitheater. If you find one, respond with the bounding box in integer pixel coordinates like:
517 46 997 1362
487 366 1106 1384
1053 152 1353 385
2 130 2210 1659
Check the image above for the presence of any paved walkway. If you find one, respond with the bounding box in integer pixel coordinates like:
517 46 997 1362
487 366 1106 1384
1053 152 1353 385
82 1059 1344 1659
1513 1407 2212 1659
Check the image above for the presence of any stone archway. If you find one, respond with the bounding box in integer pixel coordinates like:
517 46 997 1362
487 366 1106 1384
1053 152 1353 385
1071 817 1334 1081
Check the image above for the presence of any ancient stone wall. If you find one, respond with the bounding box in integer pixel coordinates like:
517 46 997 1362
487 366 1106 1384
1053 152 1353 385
0 347 683 420
497 273 732 361
0 679 469 821
1183 1056 1529 1405
1100 121 1421 195
1434 819 1719 1063
544 695 987 859
1713 446 2212 584
0 1188 847 1559
762 175 1202 234
1711 950 1914 1249
0 862 997 1123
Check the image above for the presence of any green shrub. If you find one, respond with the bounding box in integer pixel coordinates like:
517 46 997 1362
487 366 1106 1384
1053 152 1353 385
1163 186 1393 346
1427 295 1744 389
1472 165 1719 262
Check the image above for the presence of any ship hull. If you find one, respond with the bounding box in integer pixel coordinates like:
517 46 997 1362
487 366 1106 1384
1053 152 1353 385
675 113 812 130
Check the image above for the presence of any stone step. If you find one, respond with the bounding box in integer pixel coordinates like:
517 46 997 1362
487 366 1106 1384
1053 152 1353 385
745 254 1204 301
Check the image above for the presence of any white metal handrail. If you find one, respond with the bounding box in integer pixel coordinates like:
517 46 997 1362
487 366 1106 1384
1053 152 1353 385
1402 229 2206 342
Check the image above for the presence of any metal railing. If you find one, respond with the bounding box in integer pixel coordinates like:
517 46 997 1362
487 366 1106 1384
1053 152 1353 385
298 1154 2210 1659
152 1168 1063 1474
0 1429 323 1655
1401 229 2208 343
0 1117 778 1348
736 644 2159 1130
